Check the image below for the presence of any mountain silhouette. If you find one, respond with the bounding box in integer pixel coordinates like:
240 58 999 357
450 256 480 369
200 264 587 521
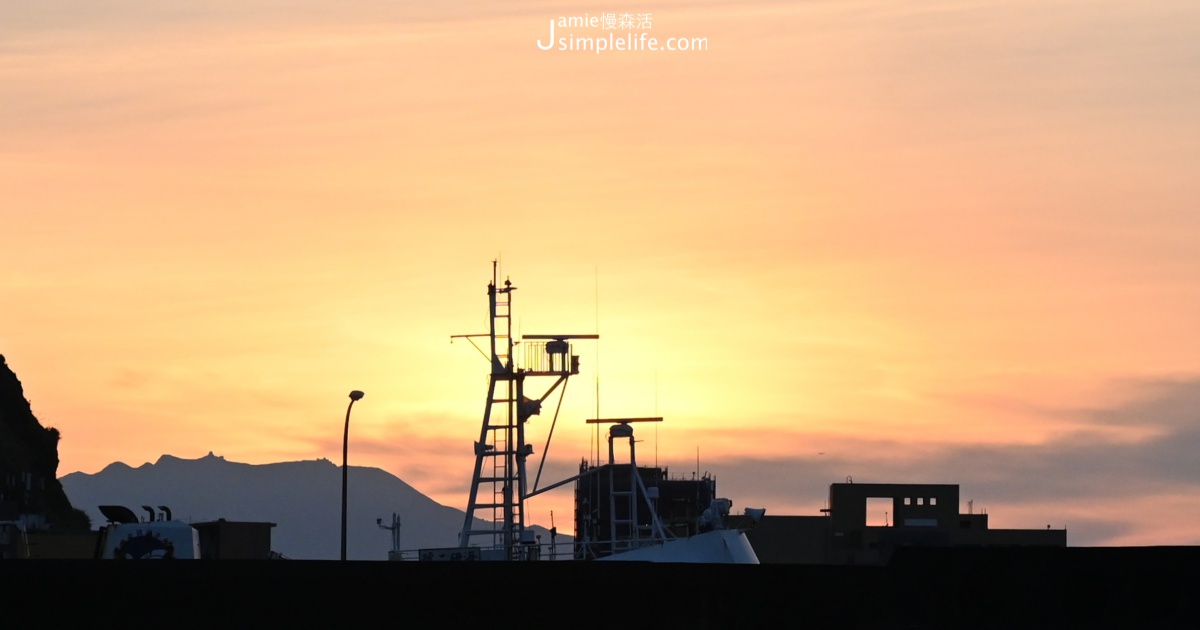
61 452 561 560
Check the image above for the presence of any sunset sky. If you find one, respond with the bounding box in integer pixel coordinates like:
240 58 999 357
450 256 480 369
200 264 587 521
3 0 1199 547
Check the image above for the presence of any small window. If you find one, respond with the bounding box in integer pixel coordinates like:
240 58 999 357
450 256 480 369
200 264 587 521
930 497 937 506
904 497 911 505
919 497 926 506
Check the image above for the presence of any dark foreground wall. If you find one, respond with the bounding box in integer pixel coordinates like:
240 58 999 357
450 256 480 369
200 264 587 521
4 547 1198 628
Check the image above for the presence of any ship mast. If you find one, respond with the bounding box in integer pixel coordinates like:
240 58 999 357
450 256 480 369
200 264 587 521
452 263 596 559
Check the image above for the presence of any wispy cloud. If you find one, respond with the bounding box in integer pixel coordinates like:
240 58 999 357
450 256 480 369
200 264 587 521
712 378 1200 544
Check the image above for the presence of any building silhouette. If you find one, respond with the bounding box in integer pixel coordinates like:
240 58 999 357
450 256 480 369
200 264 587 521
735 482 1066 564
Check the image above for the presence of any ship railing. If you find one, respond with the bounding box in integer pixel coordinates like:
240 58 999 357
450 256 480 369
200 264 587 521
665 472 714 481
387 549 422 561
394 540 577 561
520 341 577 375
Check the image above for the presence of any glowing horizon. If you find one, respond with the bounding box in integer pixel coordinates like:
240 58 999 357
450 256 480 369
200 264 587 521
3 0 1200 547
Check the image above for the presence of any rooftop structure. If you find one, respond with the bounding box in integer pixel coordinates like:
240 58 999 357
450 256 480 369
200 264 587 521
735 481 1066 564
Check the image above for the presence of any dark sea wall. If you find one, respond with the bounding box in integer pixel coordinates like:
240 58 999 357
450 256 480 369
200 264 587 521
5 547 1198 627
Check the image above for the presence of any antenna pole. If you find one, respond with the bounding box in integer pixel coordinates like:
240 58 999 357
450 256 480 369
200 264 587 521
594 264 600 466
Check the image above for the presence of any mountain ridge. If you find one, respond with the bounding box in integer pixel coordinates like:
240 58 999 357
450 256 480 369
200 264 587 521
61 452 562 559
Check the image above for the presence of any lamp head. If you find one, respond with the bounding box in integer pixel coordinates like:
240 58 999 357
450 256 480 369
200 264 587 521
349 390 365 401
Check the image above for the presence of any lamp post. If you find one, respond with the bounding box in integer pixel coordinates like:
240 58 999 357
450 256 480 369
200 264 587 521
341 390 365 561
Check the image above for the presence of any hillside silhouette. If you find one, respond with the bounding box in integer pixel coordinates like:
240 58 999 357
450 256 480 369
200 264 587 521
0 354 89 531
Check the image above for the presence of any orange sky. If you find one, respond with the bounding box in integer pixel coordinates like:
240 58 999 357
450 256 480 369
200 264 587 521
3 0 1199 547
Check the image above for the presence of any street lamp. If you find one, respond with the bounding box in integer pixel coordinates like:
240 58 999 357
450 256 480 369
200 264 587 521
341 389 365 561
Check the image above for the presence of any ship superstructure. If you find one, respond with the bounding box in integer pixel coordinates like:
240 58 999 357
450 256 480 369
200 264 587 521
433 264 758 563
573 418 727 559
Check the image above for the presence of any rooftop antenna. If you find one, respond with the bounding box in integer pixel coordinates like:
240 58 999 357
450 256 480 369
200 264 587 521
654 370 659 469
377 513 401 558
